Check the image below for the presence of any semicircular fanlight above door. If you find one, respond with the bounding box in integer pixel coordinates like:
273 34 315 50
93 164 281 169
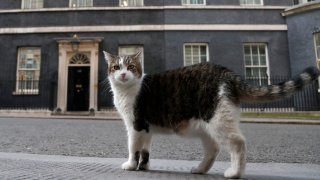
69 53 90 64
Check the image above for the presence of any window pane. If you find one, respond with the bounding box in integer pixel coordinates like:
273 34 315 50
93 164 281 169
254 0 261 4
121 0 143 6
182 0 204 4
200 46 206 56
248 0 254 4
23 0 43 9
185 46 192 56
193 55 200 64
192 46 200 56
119 47 137 55
260 67 268 77
137 0 143 6
245 55 251 65
259 45 265 55
200 45 207 62
260 55 266 65
192 46 200 64
252 68 259 77
185 56 192 66
71 0 92 7
317 47 320 59
244 45 251 55
252 55 259 65
251 45 258 55
182 0 188 4
241 0 262 5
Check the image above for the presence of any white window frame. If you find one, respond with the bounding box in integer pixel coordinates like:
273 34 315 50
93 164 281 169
120 0 144 7
21 0 43 9
240 0 264 6
313 33 320 92
243 43 270 86
118 46 144 70
183 43 209 66
14 47 41 95
69 0 93 8
182 0 206 5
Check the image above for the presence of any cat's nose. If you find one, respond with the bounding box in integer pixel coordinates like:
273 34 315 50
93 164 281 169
120 73 126 79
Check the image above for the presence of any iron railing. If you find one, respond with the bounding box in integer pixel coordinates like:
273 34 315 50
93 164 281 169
0 80 55 110
0 77 319 112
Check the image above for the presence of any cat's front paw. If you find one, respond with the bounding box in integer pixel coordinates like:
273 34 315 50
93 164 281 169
121 161 137 171
191 167 206 174
224 168 242 179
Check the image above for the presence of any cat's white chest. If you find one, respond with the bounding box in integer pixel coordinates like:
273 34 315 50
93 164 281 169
114 92 135 115
111 83 141 125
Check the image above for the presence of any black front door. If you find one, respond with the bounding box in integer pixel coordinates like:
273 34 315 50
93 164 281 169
67 67 90 111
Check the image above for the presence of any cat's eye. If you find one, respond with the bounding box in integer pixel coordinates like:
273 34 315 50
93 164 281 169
112 65 120 70
127 65 135 70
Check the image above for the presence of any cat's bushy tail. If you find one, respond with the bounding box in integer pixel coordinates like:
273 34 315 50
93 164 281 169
237 67 320 102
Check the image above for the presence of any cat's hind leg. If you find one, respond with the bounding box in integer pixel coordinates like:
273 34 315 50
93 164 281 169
191 132 220 174
213 100 246 179
223 132 246 179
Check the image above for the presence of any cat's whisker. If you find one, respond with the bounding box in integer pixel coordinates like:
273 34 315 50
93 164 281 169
100 77 112 92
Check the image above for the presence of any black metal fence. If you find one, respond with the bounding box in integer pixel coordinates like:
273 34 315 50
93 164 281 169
241 76 320 112
0 77 319 112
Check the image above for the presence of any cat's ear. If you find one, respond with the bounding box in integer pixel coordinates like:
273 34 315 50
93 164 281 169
132 51 142 62
103 51 116 64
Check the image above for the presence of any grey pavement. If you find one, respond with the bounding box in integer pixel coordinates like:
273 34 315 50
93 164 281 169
0 117 319 164
0 152 319 180
0 117 319 179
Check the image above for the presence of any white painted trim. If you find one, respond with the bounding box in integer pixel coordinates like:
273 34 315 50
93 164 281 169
282 1 320 16
164 24 287 31
0 5 288 14
0 24 288 34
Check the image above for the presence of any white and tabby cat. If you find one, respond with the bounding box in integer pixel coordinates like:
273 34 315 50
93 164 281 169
103 51 319 178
